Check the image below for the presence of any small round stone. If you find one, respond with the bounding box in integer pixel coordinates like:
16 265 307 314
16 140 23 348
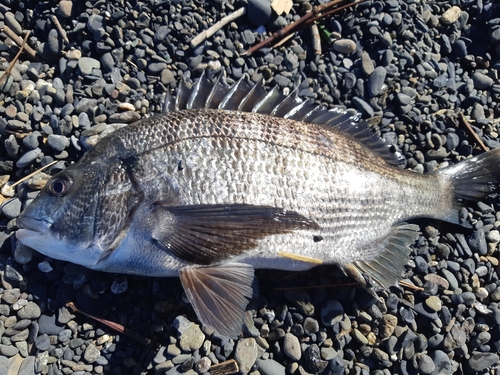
425 296 442 312
17 302 41 319
333 39 357 54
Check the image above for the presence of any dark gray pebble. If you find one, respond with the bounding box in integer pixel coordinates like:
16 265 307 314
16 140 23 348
247 0 272 26
306 344 328 373
367 67 387 97
430 349 452 375
1 198 22 219
35 333 51 351
47 134 70 152
467 352 499 372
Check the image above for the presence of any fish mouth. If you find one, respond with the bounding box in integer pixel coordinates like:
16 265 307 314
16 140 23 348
16 215 103 267
16 216 52 239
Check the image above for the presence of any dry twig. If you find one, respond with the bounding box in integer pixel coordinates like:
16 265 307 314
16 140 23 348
51 15 70 44
66 302 151 345
0 30 32 87
244 0 367 56
1 26 37 61
190 7 246 48
458 112 489 152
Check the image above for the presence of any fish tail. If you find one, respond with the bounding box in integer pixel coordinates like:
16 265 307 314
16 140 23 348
438 149 500 224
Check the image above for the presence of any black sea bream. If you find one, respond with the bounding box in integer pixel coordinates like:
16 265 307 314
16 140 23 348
16 74 500 337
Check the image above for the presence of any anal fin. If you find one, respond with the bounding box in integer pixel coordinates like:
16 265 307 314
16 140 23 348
179 262 254 339
343 223 419 295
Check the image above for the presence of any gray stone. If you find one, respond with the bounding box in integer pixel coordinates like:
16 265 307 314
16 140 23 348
78 57 101 75
472 72 494 90
321 300 344 326
16 148 42 168
468 352 499 372
1 198 22 219
35 334 51 351
234 338 258 373
283 333 301 361
333 39 357 54
17 302 41 319
5 12 23 35
368 66 387 97
247 0 272 26
413 353 435 374
0 344 19 356
47 134 70 152
84 344 101 363
257 359 286 375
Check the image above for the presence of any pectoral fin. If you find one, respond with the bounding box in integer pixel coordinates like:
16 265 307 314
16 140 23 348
343 223 419 296
151 203 319 265
179 262 254 338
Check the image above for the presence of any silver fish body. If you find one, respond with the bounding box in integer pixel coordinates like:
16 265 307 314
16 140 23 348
16 75 500 337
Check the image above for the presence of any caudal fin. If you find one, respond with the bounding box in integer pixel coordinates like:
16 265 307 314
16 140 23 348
437 149 500 223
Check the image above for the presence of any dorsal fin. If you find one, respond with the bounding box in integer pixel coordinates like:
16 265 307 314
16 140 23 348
163 72 403 166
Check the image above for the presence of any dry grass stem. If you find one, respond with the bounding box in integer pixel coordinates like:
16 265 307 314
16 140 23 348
190 7 246 48
459 112 489 152
66 302 151 345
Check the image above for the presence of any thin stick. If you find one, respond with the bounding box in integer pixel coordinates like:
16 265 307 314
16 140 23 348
459 112 489 152
244 0 362 56
0 30 31 87
8 160 58 192
1 26 38 60
190 7 246 48
51 15 69 44
270 32 295 49
66 302 151 345
399 280 424 292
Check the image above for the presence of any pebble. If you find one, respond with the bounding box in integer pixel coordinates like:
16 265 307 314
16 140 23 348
17 302 41 320
467 352 499 372
283 333 301 361
472 72 494 89
257 359 286 375
247 0 272 26
332 39 357 54
234 338 259 373
440 6 462 25
367 67 387 97
2 2 500 374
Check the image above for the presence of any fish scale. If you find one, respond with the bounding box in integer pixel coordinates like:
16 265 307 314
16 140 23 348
16 74 500 338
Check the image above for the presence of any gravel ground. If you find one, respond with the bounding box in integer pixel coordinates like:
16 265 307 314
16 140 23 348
1 0 500 374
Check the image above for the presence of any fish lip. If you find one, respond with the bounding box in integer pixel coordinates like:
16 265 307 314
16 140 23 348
16 215 52 234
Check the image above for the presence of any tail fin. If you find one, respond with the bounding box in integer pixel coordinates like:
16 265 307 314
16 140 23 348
437 149 500 224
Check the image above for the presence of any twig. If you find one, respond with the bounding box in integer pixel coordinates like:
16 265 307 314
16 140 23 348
244 0 365 56
399 280 424 292
458 112 489 152
0 30 32 87
190 7 246 48
7 160 58 194
270 32 295 49
51 15 69 44
1 26 38 60
66 302 151 345
210 359 239 375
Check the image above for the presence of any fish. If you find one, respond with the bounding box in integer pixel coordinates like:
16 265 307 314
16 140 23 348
16 72 500 338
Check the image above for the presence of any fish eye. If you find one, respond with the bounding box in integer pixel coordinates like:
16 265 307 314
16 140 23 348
47 175 73 197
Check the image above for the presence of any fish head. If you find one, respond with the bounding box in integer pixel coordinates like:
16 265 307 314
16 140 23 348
16 159 128 267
